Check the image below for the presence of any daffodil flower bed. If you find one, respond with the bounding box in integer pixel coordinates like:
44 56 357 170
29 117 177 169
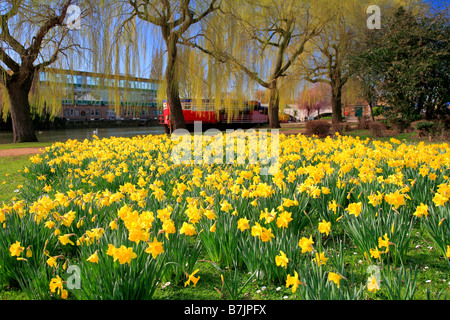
0 132 449 300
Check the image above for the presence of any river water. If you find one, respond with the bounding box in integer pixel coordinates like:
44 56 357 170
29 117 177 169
0 126 166 144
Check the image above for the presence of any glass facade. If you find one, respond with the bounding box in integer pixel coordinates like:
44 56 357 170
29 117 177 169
38 70 161 121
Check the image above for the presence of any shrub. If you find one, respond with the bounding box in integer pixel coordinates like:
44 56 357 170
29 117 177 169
414 121 446 139
331 123 344 135
344 123 353 132
372 106 384 117
305 120 331 136
357 117 371 130
389 118 411 133
414 121 435 133
369 122 386 137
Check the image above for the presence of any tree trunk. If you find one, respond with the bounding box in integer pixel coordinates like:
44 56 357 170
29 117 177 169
331 84 343 124
268 79 281 128
164 34 186 131
7 77 37 143
369 98 376 122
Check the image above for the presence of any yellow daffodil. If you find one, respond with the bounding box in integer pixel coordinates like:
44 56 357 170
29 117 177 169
328 272 343 288
298 236 314 253
286 271 303 293
367 275 380 293
275 251 289 268
318 219 331 236
346 202 362 217
86 252 99 263
184 269 200 287
145 237 164 258
9 241 24 257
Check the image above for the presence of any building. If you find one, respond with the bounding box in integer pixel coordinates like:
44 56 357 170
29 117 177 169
38 69 161 123
343 104 372 119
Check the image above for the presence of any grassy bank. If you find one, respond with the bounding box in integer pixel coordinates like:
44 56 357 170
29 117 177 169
0 155 31 204
0 142 52 150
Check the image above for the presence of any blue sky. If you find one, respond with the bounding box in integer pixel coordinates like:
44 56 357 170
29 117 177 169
425 0 448 10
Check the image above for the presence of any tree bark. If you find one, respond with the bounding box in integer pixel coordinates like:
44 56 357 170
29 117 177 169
268 79 281 129
164 34 186 131
330 83 343 124
369 101 375 121
6 74 37 143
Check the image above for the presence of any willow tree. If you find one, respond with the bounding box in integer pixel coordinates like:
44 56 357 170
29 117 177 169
124 0 220 130
182 0 329 128
0 0 97 142
299 1 359 124
300 0 419 124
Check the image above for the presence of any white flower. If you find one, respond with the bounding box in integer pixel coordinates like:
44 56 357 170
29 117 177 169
425 280 431 283
261 286 266 291
283 296 289 300
276 287 281 291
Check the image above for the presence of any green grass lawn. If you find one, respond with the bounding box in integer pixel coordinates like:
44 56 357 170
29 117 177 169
0 155 31 205
0 142 52 150
0 155 32 300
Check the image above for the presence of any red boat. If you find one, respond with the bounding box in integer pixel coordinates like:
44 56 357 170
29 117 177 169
158 99 269 133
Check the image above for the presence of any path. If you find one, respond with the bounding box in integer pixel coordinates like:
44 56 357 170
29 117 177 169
0 147 44 157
